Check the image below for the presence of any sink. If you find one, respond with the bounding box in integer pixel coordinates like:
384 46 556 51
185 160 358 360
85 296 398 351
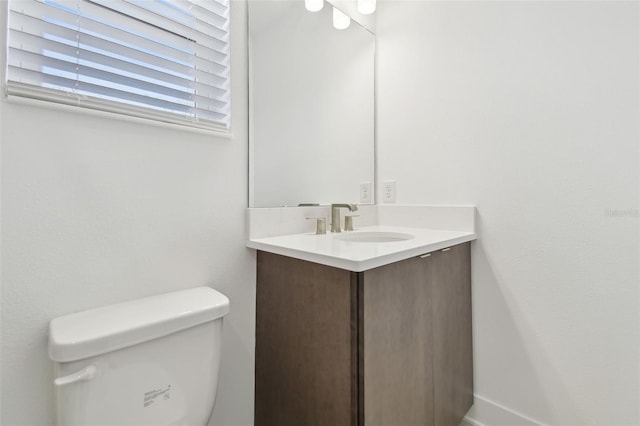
336 232 414 243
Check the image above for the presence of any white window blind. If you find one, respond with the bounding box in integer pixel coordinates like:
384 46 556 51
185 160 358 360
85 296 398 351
6 0 231 132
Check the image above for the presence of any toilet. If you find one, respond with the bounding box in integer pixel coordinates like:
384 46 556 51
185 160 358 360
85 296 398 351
48 286 230 426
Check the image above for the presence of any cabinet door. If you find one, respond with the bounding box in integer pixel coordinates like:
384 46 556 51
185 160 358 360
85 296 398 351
362 256 434 426
431 243 474 426
255 251 357 426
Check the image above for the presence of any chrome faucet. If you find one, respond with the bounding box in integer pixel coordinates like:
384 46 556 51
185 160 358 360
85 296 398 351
330 203 358 233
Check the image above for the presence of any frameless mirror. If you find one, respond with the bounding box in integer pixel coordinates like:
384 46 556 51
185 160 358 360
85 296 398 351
248 0 375 207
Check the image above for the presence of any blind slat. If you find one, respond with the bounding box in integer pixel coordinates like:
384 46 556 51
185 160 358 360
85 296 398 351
9 28 229 93
6 0 231 131
9 47 229 108
90 0 229 52
8 81 230 131
9 11 230 82
10 3 229 70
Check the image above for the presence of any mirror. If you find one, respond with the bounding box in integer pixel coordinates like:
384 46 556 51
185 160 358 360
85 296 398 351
248 0 375 207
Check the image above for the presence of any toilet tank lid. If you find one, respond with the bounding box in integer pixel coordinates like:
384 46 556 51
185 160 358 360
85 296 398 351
48 287 230 362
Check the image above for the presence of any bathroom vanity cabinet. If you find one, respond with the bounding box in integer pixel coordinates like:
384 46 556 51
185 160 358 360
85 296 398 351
255 242 473 426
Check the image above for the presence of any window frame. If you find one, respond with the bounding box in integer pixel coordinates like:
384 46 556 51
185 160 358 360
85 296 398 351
4 0 232 134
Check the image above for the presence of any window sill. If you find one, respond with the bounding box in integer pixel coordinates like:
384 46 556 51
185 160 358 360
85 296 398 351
4 93 235 139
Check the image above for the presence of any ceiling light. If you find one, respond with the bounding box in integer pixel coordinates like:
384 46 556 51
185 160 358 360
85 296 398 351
357 0 376 15
305 0 324 12
332 7 350 30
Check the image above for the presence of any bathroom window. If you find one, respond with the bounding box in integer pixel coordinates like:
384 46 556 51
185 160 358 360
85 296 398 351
6 0 231 132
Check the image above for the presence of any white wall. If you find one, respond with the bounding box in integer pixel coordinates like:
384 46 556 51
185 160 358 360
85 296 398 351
0 2 254 426
377 1 639 425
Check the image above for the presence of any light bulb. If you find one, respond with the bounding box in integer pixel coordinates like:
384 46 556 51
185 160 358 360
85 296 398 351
357 0 376 15
305 0 323 12
332 7 350 30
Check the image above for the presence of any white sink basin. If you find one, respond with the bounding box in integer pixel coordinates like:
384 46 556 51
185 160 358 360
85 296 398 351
336 231 414 243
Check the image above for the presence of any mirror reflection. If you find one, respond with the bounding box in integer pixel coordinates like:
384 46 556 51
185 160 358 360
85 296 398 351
249 0 375 207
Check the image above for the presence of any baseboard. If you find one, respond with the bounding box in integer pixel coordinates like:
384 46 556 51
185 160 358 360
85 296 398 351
463 394 544 426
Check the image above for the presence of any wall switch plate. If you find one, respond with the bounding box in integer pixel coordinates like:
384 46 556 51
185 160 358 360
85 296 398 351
359 182 372 204
383 180 396 203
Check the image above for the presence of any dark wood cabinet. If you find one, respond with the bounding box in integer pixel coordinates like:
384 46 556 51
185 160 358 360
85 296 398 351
430 246 474 426
255 242 472 426
255 252 356 426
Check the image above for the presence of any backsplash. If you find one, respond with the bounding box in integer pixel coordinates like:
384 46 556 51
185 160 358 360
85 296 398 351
247 205 475 239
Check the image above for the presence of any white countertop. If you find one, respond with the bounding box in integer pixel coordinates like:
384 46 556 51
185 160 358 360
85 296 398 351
247 225 477 272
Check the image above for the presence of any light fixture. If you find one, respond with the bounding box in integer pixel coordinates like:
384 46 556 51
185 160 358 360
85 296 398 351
332 7 350 30
305 0 324 12
357 0 375 15
357 0 376 15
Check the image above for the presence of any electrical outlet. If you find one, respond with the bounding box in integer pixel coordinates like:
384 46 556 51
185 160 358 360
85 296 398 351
383 180 396 203
359 182 372 204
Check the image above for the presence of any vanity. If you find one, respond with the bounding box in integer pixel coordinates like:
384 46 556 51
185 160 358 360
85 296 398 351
248 206 476 426
247 2 474 424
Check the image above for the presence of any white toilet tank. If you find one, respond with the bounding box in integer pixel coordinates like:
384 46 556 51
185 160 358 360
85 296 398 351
48 287 230 426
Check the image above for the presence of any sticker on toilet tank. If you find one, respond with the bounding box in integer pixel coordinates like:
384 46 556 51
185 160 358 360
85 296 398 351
143 385 171 408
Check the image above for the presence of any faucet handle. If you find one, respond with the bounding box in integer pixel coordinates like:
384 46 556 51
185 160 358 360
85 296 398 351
306 217 327 235
344 215 360 232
